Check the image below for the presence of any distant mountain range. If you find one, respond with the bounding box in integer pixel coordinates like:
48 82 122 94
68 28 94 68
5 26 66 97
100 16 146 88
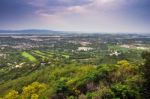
0 29 57 34
0 29 149 35
0 29 72 36
0 29 99 36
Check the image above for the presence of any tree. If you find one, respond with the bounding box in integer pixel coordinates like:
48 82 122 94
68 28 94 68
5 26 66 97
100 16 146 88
111 84 138 99
4 90 19 99
21 82 46 99
142 51 150 98
31 94 39 99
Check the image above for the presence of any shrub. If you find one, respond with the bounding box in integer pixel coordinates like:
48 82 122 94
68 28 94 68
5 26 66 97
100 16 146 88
111 84 138 99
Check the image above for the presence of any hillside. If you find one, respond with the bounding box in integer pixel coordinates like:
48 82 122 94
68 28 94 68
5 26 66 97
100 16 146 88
0 33 149 99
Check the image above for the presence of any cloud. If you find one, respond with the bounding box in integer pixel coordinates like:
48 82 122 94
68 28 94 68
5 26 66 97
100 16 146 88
67 6 87 14
31 0 127 16
27 0 92 15
0 0 150 32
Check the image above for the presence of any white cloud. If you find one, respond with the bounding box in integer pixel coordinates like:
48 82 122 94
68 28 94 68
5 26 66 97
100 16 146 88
67 6 88 14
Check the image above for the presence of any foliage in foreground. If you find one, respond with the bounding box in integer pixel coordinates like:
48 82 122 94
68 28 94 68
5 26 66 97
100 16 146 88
0 58 145 99
2 82 46 99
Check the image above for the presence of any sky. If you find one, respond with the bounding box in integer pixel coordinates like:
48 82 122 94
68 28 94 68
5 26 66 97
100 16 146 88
0 0 150 33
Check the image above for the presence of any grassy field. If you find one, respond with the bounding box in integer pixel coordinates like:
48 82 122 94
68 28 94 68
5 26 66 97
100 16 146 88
21 52 37 62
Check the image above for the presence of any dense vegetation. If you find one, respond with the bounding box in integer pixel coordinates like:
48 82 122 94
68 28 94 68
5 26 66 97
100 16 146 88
0 59 146 99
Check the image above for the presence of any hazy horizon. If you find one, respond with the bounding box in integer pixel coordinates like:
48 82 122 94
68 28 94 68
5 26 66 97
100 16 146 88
0 0 150 33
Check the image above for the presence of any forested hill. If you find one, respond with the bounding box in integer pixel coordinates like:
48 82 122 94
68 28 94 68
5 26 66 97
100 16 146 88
0 53 150 99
